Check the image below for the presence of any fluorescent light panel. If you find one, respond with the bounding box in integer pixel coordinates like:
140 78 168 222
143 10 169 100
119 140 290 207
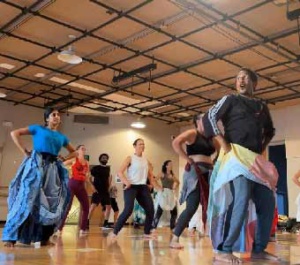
0 63 15 69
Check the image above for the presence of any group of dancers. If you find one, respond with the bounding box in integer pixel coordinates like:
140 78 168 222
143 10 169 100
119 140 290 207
2 68 281 263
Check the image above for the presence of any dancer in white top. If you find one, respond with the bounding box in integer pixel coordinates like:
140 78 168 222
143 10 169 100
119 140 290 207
110 138 161 239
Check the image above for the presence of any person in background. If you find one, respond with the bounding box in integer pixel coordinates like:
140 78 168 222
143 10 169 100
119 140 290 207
152 160 179 231
57 145 90 236
102 185 120 227
88 153 112 229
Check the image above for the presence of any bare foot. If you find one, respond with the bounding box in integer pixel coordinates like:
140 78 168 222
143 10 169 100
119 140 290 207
107 232 117 246
188 230 196 237
151 229 157 235
107 231 117 240
170 241 184 249
214 253 242 264
52 230 62 239
143 234 157 240
79 230 88 237
4 241 15 248
169 236 183 249
251 251 280 261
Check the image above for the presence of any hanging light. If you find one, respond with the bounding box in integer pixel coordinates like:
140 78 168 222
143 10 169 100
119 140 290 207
57 45 82 64
57 35 82 65
131 120 146 129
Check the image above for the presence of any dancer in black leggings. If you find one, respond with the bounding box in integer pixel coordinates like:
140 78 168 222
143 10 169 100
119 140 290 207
109 138 161 239
170 114 218 249
152 160 179 231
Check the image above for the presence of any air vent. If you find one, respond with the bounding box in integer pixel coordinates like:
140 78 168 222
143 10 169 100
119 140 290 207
74 115 109 124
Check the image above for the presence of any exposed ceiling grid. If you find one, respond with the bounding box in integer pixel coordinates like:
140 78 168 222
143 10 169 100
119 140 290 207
0 0 299 125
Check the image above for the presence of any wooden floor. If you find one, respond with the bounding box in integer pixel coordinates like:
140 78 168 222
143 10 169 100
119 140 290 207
0 226 299 264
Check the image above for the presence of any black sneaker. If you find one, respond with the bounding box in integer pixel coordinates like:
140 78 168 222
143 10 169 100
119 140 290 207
102 223 112 230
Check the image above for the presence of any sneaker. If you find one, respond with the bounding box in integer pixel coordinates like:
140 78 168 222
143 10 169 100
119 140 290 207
102 223 113 230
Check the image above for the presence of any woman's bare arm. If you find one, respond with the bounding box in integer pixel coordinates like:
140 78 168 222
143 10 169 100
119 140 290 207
117 156 131 190
172 129 197 164
10 127 31 156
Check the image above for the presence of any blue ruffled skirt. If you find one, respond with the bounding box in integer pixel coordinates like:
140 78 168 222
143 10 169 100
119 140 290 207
2 151 70 244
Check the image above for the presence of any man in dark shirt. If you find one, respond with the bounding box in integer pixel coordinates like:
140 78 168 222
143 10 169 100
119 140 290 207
201 68 278 263
88 153 112 228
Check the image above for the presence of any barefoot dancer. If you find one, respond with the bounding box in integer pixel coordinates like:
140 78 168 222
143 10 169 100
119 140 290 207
170 115 217 249
2 108 76 247
202 68 279 263
110 138 161 239
152 160 179 231
57 145 90 236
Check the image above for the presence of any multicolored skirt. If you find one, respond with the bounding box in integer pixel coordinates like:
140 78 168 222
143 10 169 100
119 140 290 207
133 200 146 225
155 188 176 211
2 151 70 244
208 144 278 252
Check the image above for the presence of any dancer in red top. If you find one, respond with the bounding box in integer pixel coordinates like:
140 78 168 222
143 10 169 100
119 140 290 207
57 145 90 236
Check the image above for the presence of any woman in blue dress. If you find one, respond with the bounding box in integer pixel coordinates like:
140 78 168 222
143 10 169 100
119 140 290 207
2 108 76 247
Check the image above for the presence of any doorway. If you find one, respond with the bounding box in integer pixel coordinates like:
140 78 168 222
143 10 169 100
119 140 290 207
268 144 288 216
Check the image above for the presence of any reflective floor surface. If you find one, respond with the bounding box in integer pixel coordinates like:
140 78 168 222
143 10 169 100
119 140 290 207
0 226 299 265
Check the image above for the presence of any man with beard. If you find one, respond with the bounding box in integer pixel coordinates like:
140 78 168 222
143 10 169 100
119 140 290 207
88 153 112 229
201 68 279 263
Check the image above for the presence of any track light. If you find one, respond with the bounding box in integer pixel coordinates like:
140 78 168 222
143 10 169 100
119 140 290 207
112 63 157 84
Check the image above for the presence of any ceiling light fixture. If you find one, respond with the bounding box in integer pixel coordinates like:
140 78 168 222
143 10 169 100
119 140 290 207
130 120 146 129
0 63 15 69
57 46 82 64
57 35 82 65
35 73 46 78
112 63 157 84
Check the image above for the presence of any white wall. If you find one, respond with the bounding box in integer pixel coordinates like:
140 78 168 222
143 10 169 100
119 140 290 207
271 106 300 218
0 101 44 187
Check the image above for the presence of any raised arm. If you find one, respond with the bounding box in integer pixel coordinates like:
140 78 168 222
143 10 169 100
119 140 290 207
10 127 32 156
117 156 131 190
172 129 197 164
